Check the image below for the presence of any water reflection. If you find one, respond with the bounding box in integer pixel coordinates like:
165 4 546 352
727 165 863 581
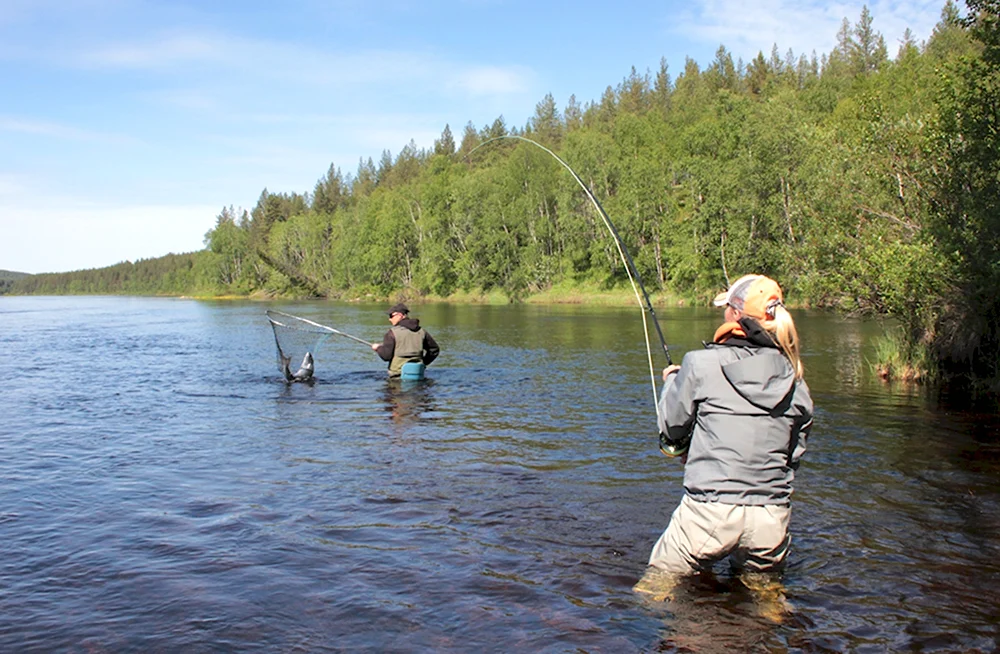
381 378 437 424
2 297 1000 652
637 573 794 653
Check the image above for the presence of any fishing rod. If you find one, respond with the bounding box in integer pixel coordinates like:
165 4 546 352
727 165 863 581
266 310 373 348
465 135 673 431
467 136 671 366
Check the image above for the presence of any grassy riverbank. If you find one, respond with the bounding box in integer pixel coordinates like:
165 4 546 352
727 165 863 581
4 279 955 389
177 285 692 308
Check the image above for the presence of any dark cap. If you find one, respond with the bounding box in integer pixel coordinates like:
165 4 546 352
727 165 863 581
387 302 409 316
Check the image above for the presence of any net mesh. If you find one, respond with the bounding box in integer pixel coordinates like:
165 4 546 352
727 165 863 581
266 310 333 381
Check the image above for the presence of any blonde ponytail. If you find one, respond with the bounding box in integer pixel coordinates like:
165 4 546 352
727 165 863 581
764 305 803 380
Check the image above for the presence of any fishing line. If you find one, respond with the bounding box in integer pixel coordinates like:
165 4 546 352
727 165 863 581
465 136 672 427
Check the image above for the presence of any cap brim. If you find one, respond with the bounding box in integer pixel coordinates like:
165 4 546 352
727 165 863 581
712 291 729 307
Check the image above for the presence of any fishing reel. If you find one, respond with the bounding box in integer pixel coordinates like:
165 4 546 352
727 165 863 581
658 431 690 458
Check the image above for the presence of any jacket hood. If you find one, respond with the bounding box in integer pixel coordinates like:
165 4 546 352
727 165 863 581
712 317 780 349
397 317 421 331
719 348 796 410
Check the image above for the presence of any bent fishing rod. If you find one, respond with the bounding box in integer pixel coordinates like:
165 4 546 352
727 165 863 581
465 135 673 427
466 136 671 361
266 310 373 348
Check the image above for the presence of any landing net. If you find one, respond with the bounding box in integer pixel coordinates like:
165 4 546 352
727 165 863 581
266 310 334 380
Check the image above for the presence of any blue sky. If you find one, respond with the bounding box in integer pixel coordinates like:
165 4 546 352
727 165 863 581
1 0 944 274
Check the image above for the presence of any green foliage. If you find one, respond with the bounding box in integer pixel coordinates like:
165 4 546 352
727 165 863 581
0 269 30 295
192 3 968 324
10 252 217 295
434 124 456 156
313 164 348 215
920 0 1000 381
871 324 939 383
23 3 1000 387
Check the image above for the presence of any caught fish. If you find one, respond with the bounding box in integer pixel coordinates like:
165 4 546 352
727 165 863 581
282 351 314 383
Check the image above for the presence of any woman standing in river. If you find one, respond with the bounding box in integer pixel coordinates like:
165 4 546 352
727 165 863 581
635 274 814 601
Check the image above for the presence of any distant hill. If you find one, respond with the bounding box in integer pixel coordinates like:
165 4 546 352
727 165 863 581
0 269 30 281
0 269 30 293
7 252 216 296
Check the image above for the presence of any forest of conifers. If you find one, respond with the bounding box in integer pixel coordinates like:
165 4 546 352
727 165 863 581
10 2 1000 386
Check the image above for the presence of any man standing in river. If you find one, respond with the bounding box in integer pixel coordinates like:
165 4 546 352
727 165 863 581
371 303 440 378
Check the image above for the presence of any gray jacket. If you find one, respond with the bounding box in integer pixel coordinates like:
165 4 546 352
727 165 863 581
658 341 813 506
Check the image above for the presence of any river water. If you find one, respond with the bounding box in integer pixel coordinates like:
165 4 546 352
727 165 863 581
1 296 998 652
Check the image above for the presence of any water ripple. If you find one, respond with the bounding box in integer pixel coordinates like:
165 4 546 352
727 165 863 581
1 297 998 651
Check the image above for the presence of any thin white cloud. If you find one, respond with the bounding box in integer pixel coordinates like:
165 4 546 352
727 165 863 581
206 115 443 165
355 127 443 152
0 201 219 274
70 29 534 98
868 0 945 46
0 172 218 273
75 30 415 82
0 173 31 196
239 110 451 132
673 0 942 62
451 65 533 95
83 33 226 69
0 115 138 144
0 0 109 25
139 88 220 112
0 0 130 22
